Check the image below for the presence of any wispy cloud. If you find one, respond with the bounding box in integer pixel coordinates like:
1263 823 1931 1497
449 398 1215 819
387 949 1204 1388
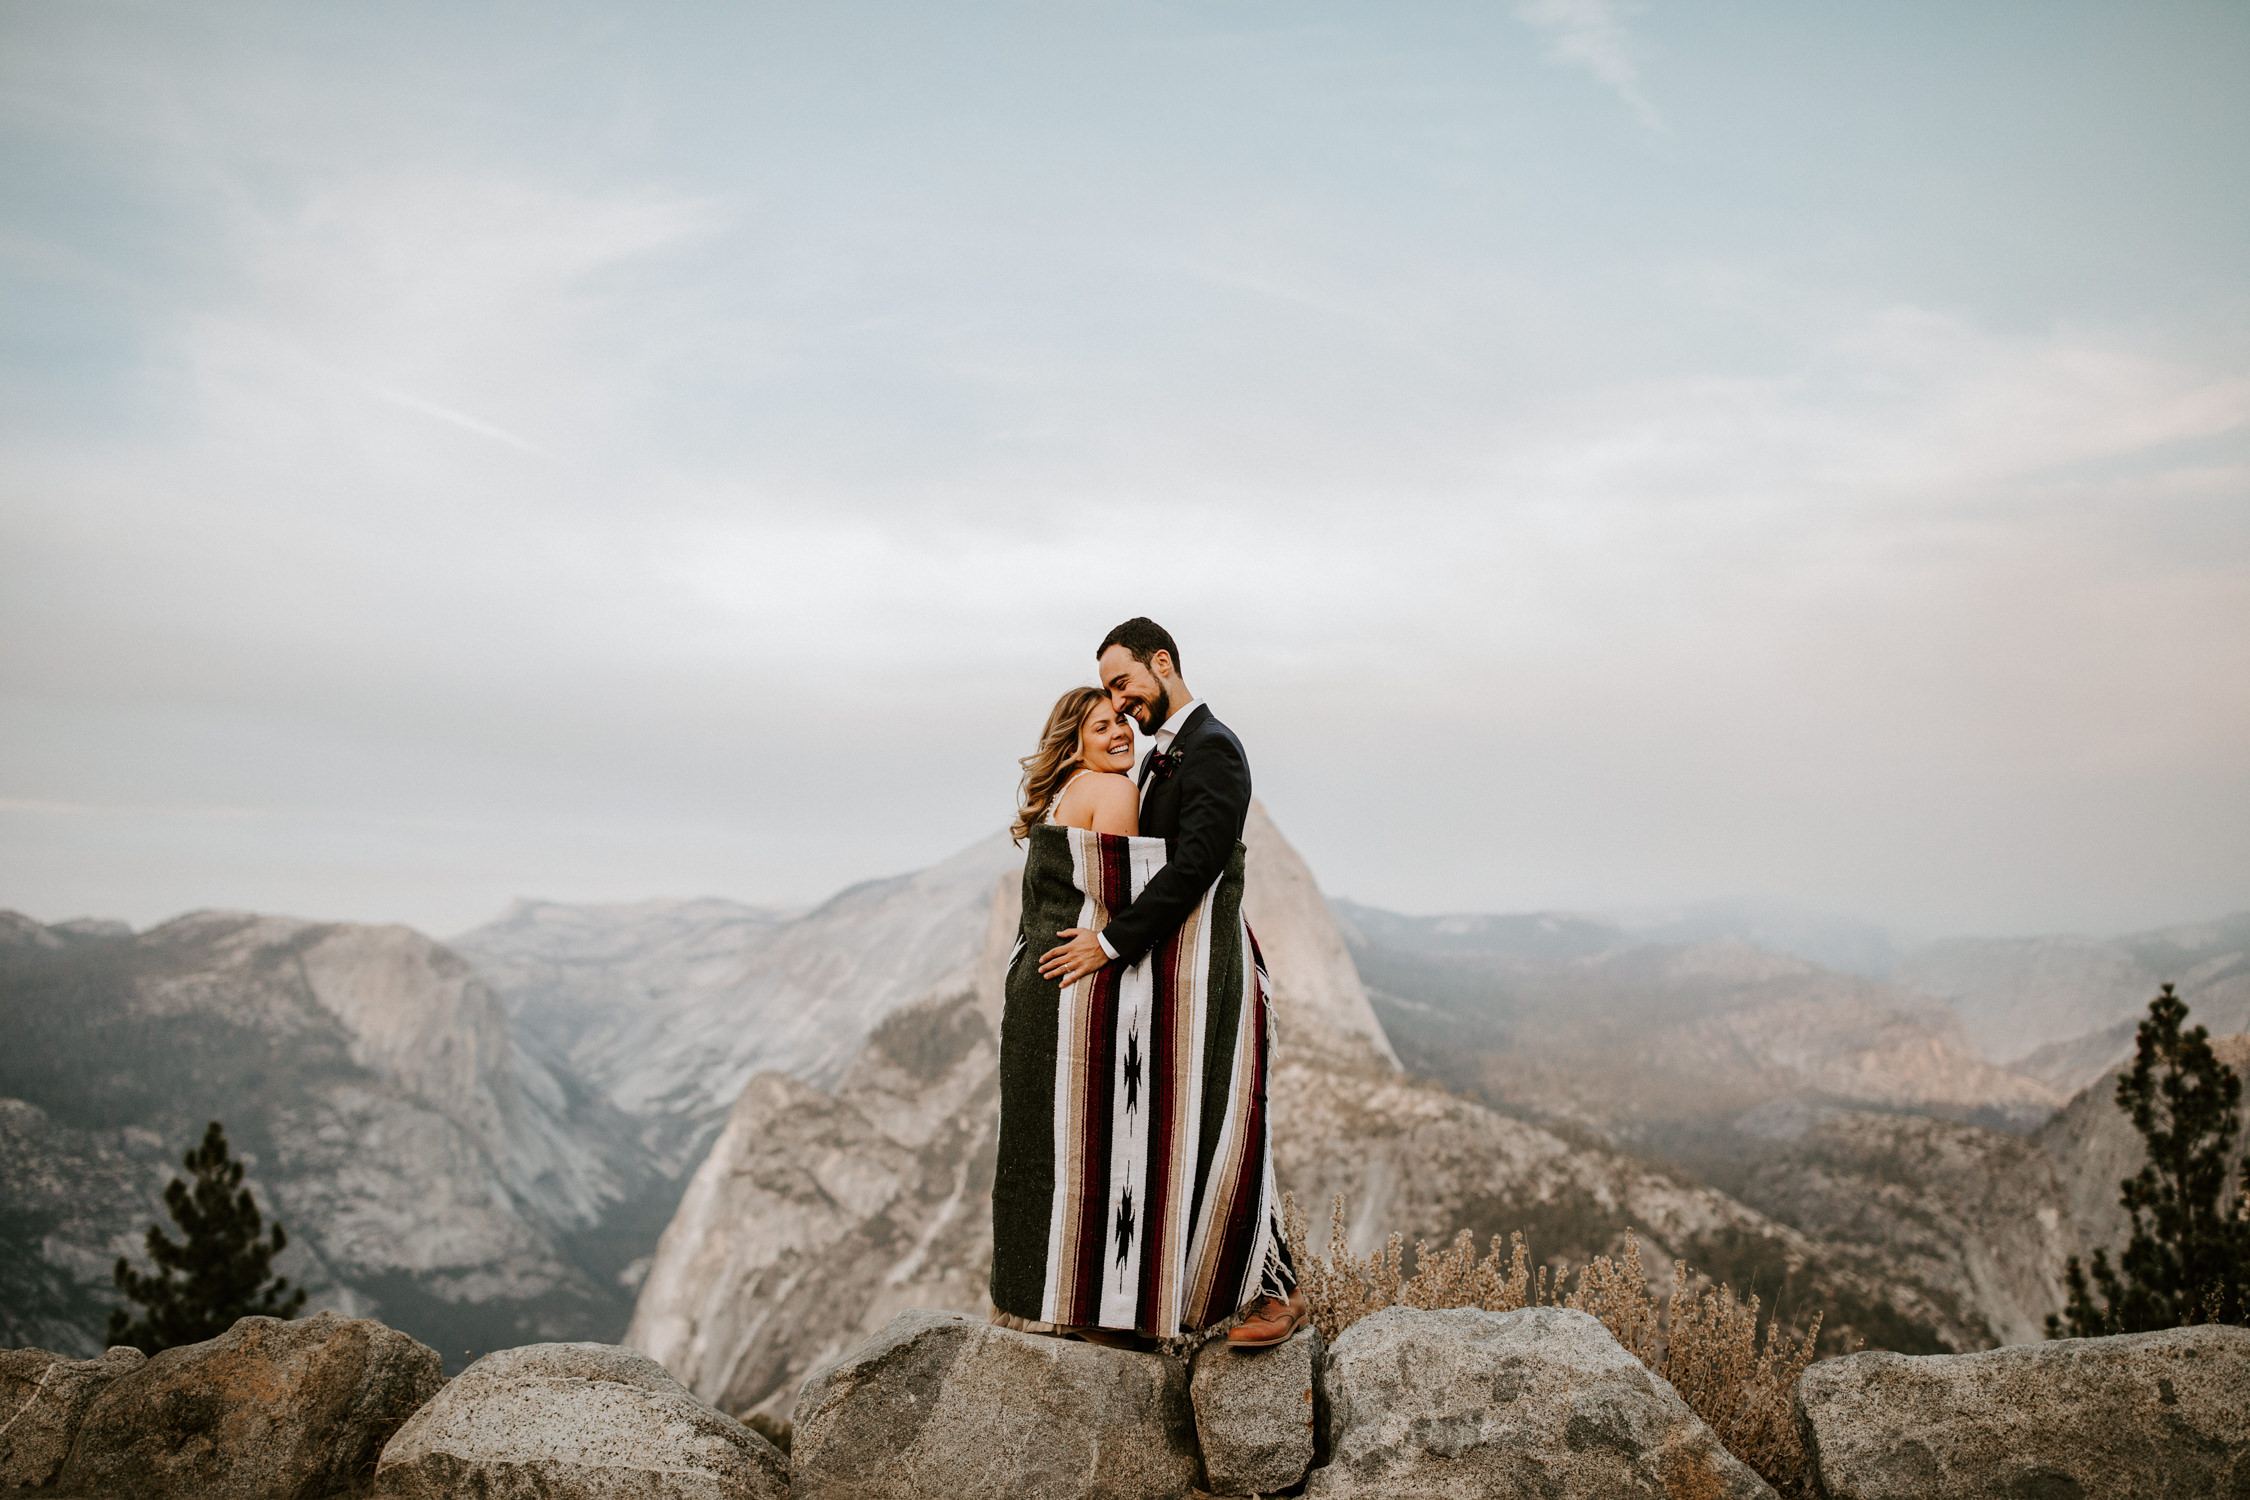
1515 0 1663 130
350 377 548 456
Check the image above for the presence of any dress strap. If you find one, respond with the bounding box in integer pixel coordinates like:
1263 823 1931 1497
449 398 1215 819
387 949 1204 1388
1047 768 1097 824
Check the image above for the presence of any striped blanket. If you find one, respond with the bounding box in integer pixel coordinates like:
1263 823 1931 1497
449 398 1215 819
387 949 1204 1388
990 823 1283 1337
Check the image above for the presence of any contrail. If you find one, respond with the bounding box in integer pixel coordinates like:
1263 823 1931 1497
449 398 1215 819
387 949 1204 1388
359 380 548 455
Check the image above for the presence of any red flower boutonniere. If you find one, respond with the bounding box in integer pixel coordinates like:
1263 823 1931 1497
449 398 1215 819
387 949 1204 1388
1146 749 1182 781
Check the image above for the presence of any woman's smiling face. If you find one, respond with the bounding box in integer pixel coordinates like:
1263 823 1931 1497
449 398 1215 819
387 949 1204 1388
1078 700 1136 774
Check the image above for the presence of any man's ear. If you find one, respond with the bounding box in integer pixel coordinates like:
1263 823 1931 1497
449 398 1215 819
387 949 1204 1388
1150 649 1173 680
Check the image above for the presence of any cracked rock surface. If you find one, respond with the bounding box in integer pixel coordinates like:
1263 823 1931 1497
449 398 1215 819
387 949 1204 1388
1796 1324 2250 1500
792 1309 1199 1500
376 1340 787 1500
0 1344 144 1488
1189 1326 1318 1496
58 1312 442 1500
1310 1305 1773 1500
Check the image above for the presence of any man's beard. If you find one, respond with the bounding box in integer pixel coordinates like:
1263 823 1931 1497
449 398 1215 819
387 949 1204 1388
1138 684 1172 732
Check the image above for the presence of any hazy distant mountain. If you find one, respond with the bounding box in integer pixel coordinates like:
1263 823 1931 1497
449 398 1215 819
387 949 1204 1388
1891 913 2250 1076
1333 896 1903 978
1329 895 2250 1350
1330 902 1624 962
1335 901 2059 1184
0 911 660 1364
452 836 1024 1167
1609 897 1904 979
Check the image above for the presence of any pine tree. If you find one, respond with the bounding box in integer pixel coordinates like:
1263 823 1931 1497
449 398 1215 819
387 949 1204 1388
2048 985 2249 1337
107 1120 307 1354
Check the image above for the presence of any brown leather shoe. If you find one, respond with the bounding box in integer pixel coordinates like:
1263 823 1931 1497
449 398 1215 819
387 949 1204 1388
1225 1289 1308 1348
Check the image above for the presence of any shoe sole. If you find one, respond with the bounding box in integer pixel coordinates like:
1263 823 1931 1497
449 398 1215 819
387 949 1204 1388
1224 1316 1307 1348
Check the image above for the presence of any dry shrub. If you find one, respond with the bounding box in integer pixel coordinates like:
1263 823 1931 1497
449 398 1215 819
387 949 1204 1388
1282 1193 1823 1494
1282 1194 1557 1344
1656 1268 1820 1492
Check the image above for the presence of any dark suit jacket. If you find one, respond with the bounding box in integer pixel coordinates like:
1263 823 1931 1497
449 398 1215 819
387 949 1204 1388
1102 703 1252 966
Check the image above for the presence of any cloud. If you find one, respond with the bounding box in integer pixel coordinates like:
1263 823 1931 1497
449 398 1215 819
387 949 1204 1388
1515 0 1663 130
2 0 2245 936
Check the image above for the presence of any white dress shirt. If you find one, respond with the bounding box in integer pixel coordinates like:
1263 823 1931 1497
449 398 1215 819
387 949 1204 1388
1094 696 1201 961
1149 696 1201 762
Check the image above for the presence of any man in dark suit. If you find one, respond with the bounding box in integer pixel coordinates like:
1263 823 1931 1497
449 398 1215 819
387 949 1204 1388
1037 616 1305 1347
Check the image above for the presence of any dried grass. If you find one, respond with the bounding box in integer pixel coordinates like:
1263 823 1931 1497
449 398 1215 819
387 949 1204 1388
1282 1193 1823 1494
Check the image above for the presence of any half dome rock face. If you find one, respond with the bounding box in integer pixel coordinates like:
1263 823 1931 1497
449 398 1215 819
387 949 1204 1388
1240 803 1400 1071
456 833 1026 1166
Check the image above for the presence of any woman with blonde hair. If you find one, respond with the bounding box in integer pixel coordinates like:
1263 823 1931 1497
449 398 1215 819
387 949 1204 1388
1008 685 1140 843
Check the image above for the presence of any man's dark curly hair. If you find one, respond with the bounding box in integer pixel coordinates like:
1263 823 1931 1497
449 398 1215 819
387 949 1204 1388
1097 617 1182 675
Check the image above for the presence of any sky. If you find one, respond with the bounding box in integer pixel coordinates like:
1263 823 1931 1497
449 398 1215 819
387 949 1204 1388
2 1 2246 941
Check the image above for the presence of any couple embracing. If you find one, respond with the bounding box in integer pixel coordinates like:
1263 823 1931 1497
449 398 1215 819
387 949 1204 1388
989 617 1307 1353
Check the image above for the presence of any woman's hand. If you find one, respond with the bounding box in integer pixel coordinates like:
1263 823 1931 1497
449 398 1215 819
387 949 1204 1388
1038 928 1110 985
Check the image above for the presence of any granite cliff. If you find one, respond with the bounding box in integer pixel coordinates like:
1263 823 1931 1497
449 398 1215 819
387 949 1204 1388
0 911 656 1364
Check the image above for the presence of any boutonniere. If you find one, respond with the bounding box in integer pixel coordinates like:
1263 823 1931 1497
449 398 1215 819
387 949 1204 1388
1147 748 1182 780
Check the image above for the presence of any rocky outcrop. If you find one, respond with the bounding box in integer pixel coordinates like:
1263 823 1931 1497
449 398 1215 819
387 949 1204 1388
624 990 1000 1419
374 1340 787 1500
56 1312 442 1499
1310 1305 1773 1499
0 1344 144 1488
790 1309 1200 1500
1189 1327 1319 1496
1795 1324 2250 1499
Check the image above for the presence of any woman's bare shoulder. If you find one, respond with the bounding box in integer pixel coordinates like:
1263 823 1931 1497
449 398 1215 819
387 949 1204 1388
1084 773 1139 835
1053 770 1136 824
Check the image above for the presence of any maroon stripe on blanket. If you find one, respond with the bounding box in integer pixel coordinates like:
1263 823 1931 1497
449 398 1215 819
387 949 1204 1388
1065 953 1118 1327
1203 947 1270 1323
1136 913 1184 1328
1064 833 1138 1328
